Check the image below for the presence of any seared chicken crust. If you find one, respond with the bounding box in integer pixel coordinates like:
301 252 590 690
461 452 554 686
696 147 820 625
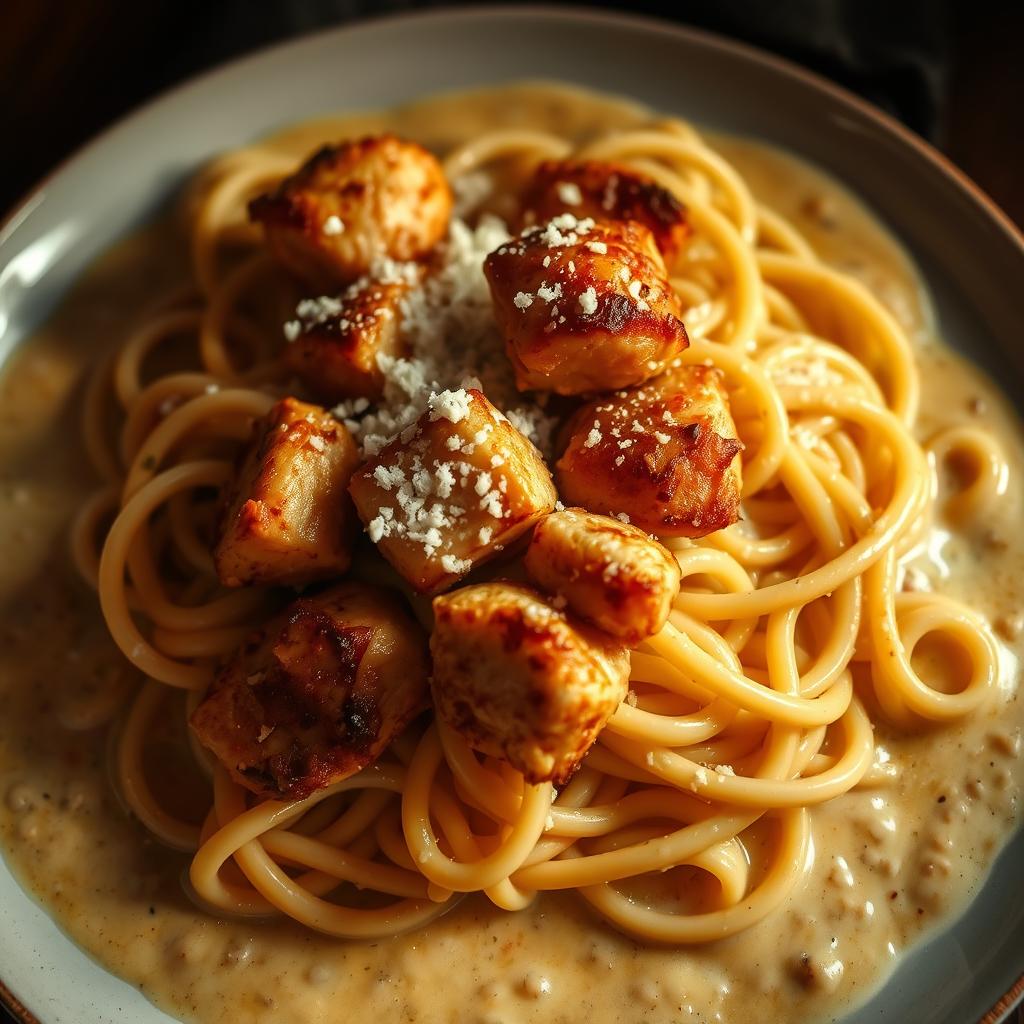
190 582 429 798
348 389 557 594
215 397 360 587
249 134 452 289
484 217 688 395
431 582 630 784
522 159 690 263
525 507 681 644
283 274 419 403
557 365 743 537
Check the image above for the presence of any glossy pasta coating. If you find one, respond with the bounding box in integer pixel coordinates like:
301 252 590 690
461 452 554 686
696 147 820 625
214 397 360 587
525 507 681 644
521 159 691 262
483 216 688 395
430 582 630 784
557 365 743 537
249 134 452 289
190 582 429 798
282 275 419 403
348 389 557 594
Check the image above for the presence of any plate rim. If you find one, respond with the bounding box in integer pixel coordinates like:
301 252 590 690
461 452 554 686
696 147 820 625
2 4 1022 259
0 6 1022 1024
0 979 33 1024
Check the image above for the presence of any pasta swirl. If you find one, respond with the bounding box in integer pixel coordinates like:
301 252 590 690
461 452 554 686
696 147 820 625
70 107 1004 946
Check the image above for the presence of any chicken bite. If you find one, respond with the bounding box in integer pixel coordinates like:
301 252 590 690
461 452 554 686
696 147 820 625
557 364 743 537
215 397 360 587
348 388 557 594
521 160 690 263
431 582 630 784
525 507 681 644
281 269 420 403
483 215 688 395
249 134 452 290
190 582 429 798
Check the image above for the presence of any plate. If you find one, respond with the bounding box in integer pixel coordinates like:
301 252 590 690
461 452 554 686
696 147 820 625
1 8 1022 1024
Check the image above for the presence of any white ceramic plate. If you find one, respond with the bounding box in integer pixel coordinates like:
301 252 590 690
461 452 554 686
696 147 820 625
1 8 1022 1023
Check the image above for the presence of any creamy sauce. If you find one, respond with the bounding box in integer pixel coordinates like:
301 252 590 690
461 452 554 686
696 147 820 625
1 83 1022 1024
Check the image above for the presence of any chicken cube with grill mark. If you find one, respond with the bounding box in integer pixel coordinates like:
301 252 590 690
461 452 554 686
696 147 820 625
189 582 429 799
282 272 421 403
249 134 452 290
431 582 630 784
521 159 691 263
557 365 743 537
525 507 681 645
215 397 360 587
484 216 688 395
348 388 557 594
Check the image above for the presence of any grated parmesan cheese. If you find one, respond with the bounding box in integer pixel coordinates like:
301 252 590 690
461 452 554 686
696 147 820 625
330 215 555 459
440 554 473 574
428 389 473 424
451 170 492 217
556 181 583 206
626 279 650 310
479 490 505 518
516 212 596 249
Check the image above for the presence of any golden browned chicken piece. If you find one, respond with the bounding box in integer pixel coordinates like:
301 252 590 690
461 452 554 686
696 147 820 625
215 397 360 587
190 582 429 798
483 216 688 395
525 507 681 645
521 160 691 263
249 134 452 290
557 364 743 537
431 582 630 784
281 271 420 403
348 388 557 594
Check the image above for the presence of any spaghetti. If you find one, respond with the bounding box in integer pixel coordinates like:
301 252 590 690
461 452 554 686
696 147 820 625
70 95 1006 949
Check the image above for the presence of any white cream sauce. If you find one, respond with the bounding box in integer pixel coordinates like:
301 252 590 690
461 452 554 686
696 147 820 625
0 83 1021 1024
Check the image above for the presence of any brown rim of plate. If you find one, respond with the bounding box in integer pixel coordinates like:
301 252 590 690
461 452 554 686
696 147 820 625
980 973 1024 1024
1 7 1023 1024
0 976 36 1024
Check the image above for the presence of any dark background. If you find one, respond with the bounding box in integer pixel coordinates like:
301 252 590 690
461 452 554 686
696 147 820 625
1 0 1023 228
1 2 1023 1023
